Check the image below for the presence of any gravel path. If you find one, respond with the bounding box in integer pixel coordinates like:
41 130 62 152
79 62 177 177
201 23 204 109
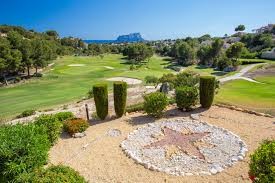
219 64 264 83
49 106 274 183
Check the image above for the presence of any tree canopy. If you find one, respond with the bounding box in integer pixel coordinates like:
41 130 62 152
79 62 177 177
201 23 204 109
235 24 245 32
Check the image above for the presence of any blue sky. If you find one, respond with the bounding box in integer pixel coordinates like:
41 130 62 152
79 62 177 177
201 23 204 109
1 0 275 40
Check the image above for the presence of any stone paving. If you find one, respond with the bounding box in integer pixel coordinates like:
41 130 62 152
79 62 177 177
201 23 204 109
121 119 247 176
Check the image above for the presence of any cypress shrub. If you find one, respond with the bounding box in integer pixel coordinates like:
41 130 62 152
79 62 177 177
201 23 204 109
113 81 127 117
93 84 108 120
199 76 216 108
175 86 198 111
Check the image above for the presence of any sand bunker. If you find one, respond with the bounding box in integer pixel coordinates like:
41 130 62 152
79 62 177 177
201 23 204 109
104 66 114 70
106 77 142 85
68 64 86 67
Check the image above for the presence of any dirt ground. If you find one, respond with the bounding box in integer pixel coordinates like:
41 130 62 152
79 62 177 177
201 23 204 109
49 106 275 183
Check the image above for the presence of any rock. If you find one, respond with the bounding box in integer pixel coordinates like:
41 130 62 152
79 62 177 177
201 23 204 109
231 156 238 162
238 156 244 161
107 129 122 137
200 171 211 175
190 114 200 120
73 132 86 138
210 168 218 175
185 173 193 176
160 82 170 94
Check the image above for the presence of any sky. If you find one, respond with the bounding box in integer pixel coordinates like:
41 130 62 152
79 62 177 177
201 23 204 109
1 0 275 40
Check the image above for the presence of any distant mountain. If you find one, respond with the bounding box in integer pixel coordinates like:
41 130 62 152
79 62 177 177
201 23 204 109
116 33 144 43
84 33 145 44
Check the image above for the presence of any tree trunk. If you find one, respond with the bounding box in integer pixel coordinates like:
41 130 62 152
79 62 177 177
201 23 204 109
3 75 8 86
27 66 30 77
35 67 38 74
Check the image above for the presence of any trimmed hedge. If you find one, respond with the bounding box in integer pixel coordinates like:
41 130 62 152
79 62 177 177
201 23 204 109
0 124 51 182
114 81 127 117
17 165 87 183
175 86 198 111
199 76 216 108
34 114 63 145
143 92 168 117
93 84 108 120
249 140 275 183
64 118 89 135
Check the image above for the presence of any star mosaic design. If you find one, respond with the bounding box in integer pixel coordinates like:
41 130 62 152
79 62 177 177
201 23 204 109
145 127 210 160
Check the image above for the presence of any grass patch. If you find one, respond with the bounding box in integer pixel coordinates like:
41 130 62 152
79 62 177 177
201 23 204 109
215 76 275 115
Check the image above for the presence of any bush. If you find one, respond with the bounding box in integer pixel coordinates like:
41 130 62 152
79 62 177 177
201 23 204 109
64 118 89 135
145 75 159 84
175 86 198 111
143 92 168 117
33 73 43 77
158 73 177 89
217 55 232 71
54 111 74 121
249 140 275 183
113 81 127 117
17 109 36 118
174 71 199 88
0 124 50 182
17 165 87 183
34 115 63 145
199 76 216 108
93 84 108 120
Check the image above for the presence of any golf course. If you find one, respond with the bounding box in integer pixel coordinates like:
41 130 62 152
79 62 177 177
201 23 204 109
0 53 274 120
0 54 172 119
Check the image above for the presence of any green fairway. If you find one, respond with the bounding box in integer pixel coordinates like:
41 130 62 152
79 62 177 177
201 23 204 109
215 76 275 115
0 54 172 119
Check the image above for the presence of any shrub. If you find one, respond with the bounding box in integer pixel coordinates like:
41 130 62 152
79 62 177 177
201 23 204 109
158 73 177 89
0 124 50 182
113 81 127 117
126 102 144 113
249 140 275 183
143 92 168 117
17 109 36 118
64 118 89 135
174 71 199 88
17 165 87 183
145 75 159 84
199 76 216 108
175 86 198 111
93 84 108 120
34 114 63 145
33 73 43 77
54 111 74 121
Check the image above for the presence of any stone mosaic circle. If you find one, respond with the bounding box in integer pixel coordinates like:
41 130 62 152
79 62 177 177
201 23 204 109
121 119 247 176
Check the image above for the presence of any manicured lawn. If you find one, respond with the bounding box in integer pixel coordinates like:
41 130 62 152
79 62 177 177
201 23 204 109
215 76 275 115
0 54 172 119
240 58 274 64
